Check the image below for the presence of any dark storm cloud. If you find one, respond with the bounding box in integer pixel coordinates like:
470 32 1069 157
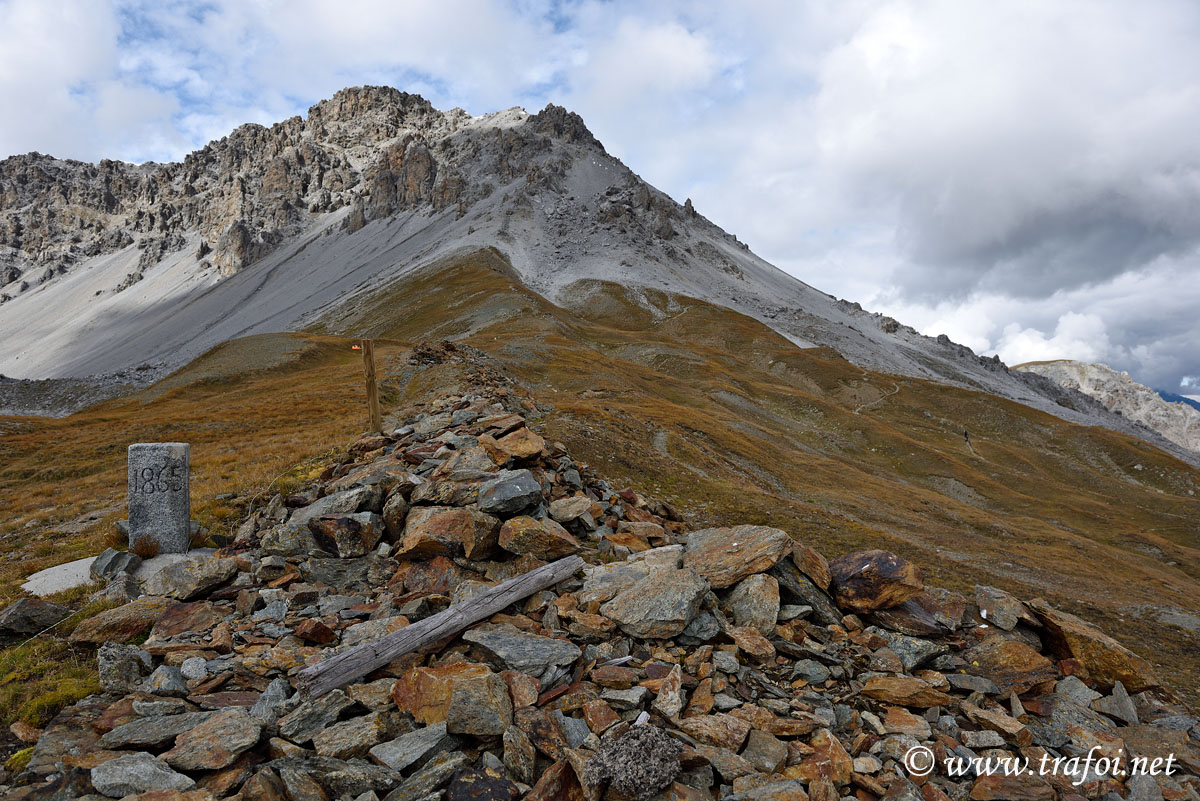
902 200 1197 300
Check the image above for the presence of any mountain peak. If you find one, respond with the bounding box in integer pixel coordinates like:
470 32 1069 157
0 85 614 288
305 85 448 143
312 85 436 117
528 103 605 152
1015 359 1200 454
5 86 1200 472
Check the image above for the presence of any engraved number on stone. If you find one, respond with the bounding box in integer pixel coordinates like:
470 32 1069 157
167 462 183 492
139 460 184 494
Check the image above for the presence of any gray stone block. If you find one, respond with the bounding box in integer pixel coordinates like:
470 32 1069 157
90 547 143 582
98 642 152 693
128 442 190 554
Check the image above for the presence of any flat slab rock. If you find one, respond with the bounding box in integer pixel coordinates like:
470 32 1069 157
142 552 238 600
0 597 70 635
90 751 196 797
20 554 100 597
100 710 219 749
21 549 215 598
27 693 112 776
1029 598 1161 691
600 566 710 639
69 596 174 644
682 525 792 589
463 624 582 673
264 755 404 796
369 721 460 772
160 707 264 770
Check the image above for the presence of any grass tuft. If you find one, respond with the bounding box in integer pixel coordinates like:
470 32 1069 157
5 746 32 773
130 536 160 559
0 638 100 727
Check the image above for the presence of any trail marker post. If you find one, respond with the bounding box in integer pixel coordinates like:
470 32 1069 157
127 442 190 553
361 338 382 434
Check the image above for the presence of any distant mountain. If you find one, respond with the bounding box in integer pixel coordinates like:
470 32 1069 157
1160 390 1200 413
1016 360 1200 454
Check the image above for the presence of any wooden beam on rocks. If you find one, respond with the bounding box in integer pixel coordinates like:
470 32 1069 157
295 554 585 698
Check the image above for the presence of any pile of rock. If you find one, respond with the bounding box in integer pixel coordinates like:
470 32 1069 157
4 387 1198 801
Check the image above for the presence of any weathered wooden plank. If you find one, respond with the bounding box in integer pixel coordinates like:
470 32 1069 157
295 554 585 697
361 338 381 434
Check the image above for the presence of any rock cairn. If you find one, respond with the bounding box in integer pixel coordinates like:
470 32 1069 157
4 386 1199 801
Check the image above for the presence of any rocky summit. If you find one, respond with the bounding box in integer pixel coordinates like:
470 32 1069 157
2 371 1196 801
1015 361 1200 456
4 83 1196 474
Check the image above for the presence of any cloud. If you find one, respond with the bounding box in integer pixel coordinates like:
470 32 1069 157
873 251 1200 393
0 0 1197 395
805 0 1200 299
997 313 1112 367
0 0 120 158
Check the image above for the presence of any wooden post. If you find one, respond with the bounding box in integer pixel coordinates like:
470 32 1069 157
361 338 382 434
295 555 585 697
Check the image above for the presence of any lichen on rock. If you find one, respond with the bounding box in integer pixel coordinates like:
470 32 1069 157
581 725 682 800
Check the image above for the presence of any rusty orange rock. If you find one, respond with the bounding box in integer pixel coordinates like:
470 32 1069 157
499 516 580 560
962 635 1059 695
683 526 792 589
787 728 852 786
1028 599 1160 691
495 427 546 460
392 663 494 724
397 506 499 560
791 543 831 591
677 714 751 750
860 676 950 708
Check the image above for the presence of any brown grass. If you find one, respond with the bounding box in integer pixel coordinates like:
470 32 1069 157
332 250 1200 705
0 333 405 739
0 333 394 604
130 536 160 559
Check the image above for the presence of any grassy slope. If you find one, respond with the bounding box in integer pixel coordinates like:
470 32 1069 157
331 248 1200 703
0 334 384 600
0 246 1197 734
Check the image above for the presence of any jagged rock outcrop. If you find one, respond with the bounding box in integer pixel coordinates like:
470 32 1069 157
0 87 607 291
1016 360 1200 454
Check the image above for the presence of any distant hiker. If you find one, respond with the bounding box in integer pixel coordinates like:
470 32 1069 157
963 430 970 444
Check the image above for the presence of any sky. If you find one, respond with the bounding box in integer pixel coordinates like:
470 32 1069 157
1 0 1198 395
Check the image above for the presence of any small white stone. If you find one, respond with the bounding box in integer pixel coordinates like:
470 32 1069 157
180 656 208 681
260 588 285 604
853 755 882 773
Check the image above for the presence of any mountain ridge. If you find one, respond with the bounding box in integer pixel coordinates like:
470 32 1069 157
1 85 1196 468
1159 390 1200 413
